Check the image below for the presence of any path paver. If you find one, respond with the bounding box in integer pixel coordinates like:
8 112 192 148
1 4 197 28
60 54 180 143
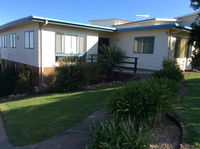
0 109 106 149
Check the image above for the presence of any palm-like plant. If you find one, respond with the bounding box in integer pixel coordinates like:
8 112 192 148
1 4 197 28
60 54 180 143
98 45 126 77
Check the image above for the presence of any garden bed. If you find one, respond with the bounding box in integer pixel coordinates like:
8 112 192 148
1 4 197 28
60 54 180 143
150 113 181 149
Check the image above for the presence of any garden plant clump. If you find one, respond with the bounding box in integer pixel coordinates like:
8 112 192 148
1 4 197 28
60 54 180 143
87 120 152 149
153 59 184 81
108 77 176 128
88 76 180 149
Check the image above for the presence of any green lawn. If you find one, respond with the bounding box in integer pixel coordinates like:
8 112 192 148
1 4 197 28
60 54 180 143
0 87 117 146
172 72 200 146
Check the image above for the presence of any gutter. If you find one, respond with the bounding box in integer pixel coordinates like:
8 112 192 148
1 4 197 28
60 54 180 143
31 17 116 32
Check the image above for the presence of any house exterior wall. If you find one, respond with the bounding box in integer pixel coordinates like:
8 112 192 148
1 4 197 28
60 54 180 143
91 20 130 27
0 23 40 67
41 24 100 68
91 21 119 27
115 20 176 28
110 29 169 70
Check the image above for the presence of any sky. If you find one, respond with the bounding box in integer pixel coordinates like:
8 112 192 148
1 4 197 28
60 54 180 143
0 0 196 25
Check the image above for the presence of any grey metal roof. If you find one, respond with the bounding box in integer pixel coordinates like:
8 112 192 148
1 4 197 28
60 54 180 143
116 23 192 32
0 16 192 33
0 16 116 32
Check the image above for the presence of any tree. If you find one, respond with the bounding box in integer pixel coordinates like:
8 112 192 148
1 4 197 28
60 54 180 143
189 0 200 69
190 0 200 10
189 0 200 49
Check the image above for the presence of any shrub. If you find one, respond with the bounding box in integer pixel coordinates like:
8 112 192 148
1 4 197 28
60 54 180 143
162 59 179 69
191 50 200 70
57 56 86 65
153 59 184 81
0 67 18 97
14 71 33 94
153 78 180 96
108 78 174 128
87 120 152 149
79 62 103 84
55 64 85 92
98 45 126 76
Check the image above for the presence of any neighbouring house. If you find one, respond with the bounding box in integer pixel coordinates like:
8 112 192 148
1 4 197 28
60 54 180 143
0 12 198 85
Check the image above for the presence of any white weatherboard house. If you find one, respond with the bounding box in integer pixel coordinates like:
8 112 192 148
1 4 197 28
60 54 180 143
0 12 198 85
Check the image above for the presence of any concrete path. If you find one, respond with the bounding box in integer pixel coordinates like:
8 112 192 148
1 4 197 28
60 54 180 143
0 109 106 149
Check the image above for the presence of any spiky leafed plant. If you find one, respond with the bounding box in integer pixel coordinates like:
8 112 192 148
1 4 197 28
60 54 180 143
98 45 126 77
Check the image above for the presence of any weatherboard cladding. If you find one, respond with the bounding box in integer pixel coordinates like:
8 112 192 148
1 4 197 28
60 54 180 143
0 16 192 32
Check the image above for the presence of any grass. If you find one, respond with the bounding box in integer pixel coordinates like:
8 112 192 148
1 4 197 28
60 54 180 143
172 72 200 146
0 87 117 146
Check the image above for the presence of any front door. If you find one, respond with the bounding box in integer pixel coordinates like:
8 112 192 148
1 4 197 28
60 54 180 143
98 38 110 54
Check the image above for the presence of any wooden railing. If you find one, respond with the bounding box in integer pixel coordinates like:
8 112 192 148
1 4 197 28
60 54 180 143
88 54 97 62
117 56 138 75
88 54 138 75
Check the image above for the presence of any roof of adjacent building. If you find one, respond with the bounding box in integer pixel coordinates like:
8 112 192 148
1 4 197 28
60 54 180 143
90 18 130 23
114 18 177 27
116 23 192 32
175 11 199 19
0 16 192 33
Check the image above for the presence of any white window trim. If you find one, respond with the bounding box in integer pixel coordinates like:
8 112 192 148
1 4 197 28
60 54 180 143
24 31 34 49
10 33 16 48
133 36 155 54
1 35 7 48
55 33 87 55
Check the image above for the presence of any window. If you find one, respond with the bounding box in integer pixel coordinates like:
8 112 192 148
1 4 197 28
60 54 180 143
10 33 16 48
55 33 87 55
1 35 7 48
134 37 155 54
174 37 191 58
55 34 64 53
79 36 87 54
25 31 34 49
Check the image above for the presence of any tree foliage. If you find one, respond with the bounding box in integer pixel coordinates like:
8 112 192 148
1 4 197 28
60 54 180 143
190 0 200 10
189 0 200 49
189 0 200 69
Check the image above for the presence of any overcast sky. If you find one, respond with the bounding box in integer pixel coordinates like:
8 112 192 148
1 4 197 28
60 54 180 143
0 0 196 25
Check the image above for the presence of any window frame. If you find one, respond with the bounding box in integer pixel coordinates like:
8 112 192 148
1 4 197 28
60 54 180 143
55 33 87 55
174 37 191 58
0 35 1 48
1 35 7 48
10 33 16 48
133 36 155 54
24 31 34 49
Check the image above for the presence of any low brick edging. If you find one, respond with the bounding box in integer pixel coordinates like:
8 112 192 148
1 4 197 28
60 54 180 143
166 112 195 149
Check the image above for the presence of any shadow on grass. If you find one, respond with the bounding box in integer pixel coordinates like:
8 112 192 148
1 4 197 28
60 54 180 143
0 87 117 146
172 77 200 145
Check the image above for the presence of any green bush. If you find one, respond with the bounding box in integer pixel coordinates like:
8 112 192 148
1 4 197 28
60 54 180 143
153 59 184 81
162 59 179 69
0 67 18 97
14 71 33 94
191 50 200 70
98 45 126 76
57 56 86 65
55 64 85 92
87 120 152 149
108 78 174 127
79 62 102 84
